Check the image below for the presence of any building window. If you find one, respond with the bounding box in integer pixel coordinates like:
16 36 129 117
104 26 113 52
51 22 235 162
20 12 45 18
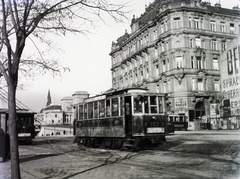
196 38 201 48
166 42 169 51
213 58 219 70
198 79 204 91
155 64 159 76
163 82 167 93
192 78 195 91
167 59 170 71
168 80 171 92
196 57 202 69
130 75 133 85
220 22 225 32
214 80 220 91
161 42 165 52
135 73 138 83
146 68 149 79
222 41 227 51
174 17 181 28
154 48 158 58
193 18 200 29
153 30 157 40
189 17 192 28
211 40 217 50
163 60 166 72
176 56 183 68
210 21 216 31
191 56 194 68
161 22 164 33
140 71 143 81
190 39 193 48
230 23 235 34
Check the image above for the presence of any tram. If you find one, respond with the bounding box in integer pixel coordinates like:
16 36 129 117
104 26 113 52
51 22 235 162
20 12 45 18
74 88 168 150
168 114 188 131
0 109 36 143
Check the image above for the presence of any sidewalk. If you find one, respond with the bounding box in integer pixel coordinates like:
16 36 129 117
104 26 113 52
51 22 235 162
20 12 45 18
0 135 74 179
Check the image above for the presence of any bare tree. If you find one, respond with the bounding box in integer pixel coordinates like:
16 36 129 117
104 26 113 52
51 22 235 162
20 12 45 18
0 0 128 178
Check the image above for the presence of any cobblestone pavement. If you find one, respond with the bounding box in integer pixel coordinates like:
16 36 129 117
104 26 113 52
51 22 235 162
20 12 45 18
0 130 240 179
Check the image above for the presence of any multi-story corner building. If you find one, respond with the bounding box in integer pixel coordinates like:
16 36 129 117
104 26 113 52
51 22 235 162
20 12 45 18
109 0 240 122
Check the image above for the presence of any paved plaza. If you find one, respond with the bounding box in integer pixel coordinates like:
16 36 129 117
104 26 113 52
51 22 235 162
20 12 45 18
0 130 240 179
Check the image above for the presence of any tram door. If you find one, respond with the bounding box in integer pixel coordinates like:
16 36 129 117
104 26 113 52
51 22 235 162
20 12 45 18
125 96 132 135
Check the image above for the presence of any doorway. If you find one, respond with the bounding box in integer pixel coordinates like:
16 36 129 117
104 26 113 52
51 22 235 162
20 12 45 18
195 101 205 119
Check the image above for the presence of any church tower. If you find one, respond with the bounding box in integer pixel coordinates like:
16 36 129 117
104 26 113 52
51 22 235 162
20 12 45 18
46 89 51 106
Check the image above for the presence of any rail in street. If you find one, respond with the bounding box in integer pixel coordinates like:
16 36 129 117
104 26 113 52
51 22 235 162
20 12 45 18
0 130 240 179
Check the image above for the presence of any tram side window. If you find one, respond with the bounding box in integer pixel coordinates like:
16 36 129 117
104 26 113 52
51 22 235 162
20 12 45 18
88 102 93 119
179 116 184 122
134 97 143 114
150 96 157 113
94 101 98 118
99 100 105 117
159 98 163 113
169 116 173 122
144 96 149 113
106 99 110 117
83 104 87 119
176 116 179 122
112 98 119 117
79 105 83 119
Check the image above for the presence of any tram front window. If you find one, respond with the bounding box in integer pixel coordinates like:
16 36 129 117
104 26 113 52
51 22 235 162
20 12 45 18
134 97 143 114
144 96 149 113
150 96 157 113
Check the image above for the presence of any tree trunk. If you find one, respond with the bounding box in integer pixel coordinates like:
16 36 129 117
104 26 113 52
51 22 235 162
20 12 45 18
8 82 21 179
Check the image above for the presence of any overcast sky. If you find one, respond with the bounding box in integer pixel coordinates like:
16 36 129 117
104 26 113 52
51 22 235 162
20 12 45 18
15 0 239 112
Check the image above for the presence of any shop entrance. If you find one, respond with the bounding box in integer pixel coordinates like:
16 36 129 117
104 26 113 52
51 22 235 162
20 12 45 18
195 101 205 119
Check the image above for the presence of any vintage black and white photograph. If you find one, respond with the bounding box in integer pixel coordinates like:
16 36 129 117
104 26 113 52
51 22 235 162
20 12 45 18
0 0 240 178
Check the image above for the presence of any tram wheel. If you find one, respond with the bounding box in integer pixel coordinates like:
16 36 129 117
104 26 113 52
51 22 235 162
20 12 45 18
115 140 123 149
110 140 116 150
82 138 88 147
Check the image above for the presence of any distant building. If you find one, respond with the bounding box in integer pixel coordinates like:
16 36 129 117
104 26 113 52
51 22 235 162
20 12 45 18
109 0 240 122
40 90 89 125
41 104 63 125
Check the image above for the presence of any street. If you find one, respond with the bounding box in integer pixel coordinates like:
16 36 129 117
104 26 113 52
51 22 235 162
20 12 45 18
1 130 240 179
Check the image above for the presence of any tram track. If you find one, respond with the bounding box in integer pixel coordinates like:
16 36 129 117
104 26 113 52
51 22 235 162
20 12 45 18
18 134 240 179
35 140 204 179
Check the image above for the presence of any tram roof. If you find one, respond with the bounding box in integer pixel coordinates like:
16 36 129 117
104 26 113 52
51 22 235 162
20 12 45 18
80 88 165 104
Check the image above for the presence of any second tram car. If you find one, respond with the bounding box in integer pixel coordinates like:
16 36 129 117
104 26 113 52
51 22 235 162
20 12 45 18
0 109 35 143
168 114 188 131
74 88 168 150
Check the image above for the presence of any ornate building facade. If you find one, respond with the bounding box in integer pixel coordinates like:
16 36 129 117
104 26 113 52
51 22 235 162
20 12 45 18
109 0 240 122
